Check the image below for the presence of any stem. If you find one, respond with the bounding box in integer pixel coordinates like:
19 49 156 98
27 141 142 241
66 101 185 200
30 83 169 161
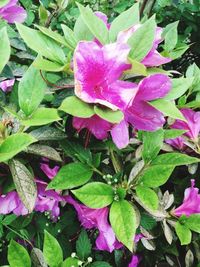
93 167 104 176
4 225 33 247
109 148 122 173
140 0 149 17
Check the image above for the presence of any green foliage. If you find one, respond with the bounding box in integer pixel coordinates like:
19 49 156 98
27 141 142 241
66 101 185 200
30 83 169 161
175 222 191 245
8 240 31 267
0 27 10 73
76 230 92 260
136 185 159 211
94 106 124 123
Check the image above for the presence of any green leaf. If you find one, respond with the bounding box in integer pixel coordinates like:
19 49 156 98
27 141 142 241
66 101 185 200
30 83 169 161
175 222 191 245
8 240 31 267
94 106 124 123
35 25 69 47
48 162 93 190
149 99 186 121
0 27 10 73
43 230 63 267
30 126 66 141
72 182 114 208
110 200 136 251
136 185 158 210
59 96 95 118
185 214 200 233
25 144 62 162
139 165 174 187
62 258 78 267
77 3 109 45
21 108 61 126
61 24 78 50
168 44 189 60
142 129 164 163
9 159 37 213
164 77 193 100
126 58 147 76
33 56 65 72
109 3 139 42
0 0 9 8
164 129 186 139
152 153 200 166
18 64 46 116
163 21 179 52
76 230 92 260
0 133 36 162
128 16 156 61
74 15 93 41
16 24 66 64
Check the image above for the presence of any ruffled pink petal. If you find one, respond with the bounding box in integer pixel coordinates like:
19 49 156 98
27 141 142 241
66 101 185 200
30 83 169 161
0 79 15 92
40 158 59 180
0 191 19 214
141 50 171 67
165 136 185 150
73 115 112 140
111 120 129 149
126 100 165 131
0 5 27 23
136 74 172 101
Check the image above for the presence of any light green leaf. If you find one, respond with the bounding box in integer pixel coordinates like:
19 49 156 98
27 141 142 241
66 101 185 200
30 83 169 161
175 222 191 245
59 96 95 118
62 258 78 267
43 231 63 267
168 44 189 60
0 27 10 73
94 106 124 123
33 56 65 72
61 24 78 50
109 3 139 42
128 16 156 61
21 108 61 126
91 262 112 267
139 165 174 187
164 77 193 100
9 159 37 213
35 25 68 47
72 182 114 208
16 24 66 64
48 162 93 190
164 129 186 139
142 129 164 163
0 133 36 162
136 185 158 210
149 99 186 121
126 58 147 76
163 21 179 52
0 0 9 8
110 200 136 251
152 153 200 166
74 15 93 41
8 240 31 267
18 64 47 116
77 3 109 45
185 214 200 233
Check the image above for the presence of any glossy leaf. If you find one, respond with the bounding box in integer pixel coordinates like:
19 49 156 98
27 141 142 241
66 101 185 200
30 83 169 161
175 222 191 245
94 106 124 123
136 185 159 210
0 27 10 73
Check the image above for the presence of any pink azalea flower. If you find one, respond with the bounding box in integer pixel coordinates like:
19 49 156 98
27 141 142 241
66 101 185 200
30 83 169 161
40 158 59 180
166 109 200 150
0 180 65 218
117 25 171 67
128 255 140 267
0 79 15 92
125 74 172 131
74 41 137 110
73 115 112 140
174 179 200 217
66 195 121 252
0 0 26 23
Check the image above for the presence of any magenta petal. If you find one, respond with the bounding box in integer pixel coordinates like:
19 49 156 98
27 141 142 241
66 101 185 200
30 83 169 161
128 255 140 267
94 11 109 29
73 115 112 140
0 192 19 214
165 136 185 150
0 79 15 92
40 158 59 180
136 74 172 101
126 100 165 131
0 5 27 23
111 120 129 149
142 50 171 67
174 180 200 217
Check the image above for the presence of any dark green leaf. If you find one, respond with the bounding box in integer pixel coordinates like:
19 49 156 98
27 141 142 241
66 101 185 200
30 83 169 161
76 230 91 260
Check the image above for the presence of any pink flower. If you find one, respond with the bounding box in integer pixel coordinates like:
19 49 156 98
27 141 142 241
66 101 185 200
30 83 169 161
0 0 26 23
166 109 200 150
74 41 137 110
125 74 172 131
40 158 59 180
0 180 65 218
66 196 121 252
117 25 171 67
0 79 15 92
73 115 112 140
128 255 140 267
174 179 200 217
